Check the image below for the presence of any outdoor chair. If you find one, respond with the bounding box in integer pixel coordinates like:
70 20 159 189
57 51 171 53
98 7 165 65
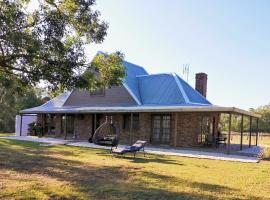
216 135 227 147
91 116 120 148
111 140 147 157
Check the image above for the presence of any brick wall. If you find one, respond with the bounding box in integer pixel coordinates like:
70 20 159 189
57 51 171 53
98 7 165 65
174 113 201 147
54 114 62 137
173 112 220 147
39 112 220 147
74 114 92 140
195 73 208 97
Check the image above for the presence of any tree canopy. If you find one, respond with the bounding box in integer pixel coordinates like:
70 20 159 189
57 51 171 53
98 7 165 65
255 104 270 133
219 105 270 134
0 0 125 91
76 51 126 91
0 76 42 132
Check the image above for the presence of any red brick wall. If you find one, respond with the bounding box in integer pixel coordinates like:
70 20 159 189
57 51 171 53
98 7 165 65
195 73 208 97
74 114 92 140
173 112 220 147
40 112 220 147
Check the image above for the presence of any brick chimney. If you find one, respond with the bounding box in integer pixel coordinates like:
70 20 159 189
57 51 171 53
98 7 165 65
195 73 208 97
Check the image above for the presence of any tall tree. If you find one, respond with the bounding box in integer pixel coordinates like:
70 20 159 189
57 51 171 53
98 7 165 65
0 75 42 132
255 104 270 133
0 0 125 91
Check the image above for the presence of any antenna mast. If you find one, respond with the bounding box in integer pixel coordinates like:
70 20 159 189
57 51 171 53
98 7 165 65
183 64 190 82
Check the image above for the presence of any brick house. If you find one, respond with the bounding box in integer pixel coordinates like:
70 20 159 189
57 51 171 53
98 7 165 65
20 60 260 151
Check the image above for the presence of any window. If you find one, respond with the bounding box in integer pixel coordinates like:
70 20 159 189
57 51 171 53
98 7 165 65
151 115 171 144
123 114 139 130
199 116 213 144
61 115 74 136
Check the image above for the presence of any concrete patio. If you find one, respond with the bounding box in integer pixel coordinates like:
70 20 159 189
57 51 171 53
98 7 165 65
0 136 264 163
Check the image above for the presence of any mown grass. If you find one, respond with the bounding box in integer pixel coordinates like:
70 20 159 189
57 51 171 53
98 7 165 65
0 133 14 137
0 138 270 200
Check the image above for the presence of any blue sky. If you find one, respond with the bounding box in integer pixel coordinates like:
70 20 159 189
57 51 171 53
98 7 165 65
85 0 270 109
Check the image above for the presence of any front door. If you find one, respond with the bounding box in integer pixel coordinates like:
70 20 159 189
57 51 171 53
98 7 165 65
61 115 74 138
152 115 171 144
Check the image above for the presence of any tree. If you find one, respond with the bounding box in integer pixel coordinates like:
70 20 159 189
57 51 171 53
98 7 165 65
0 0 125 91
219 114 251 133
76 51 126 91
255 104 270 133
0 75 42 132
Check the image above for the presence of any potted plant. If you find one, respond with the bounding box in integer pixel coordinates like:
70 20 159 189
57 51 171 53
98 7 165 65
28 122 37 136
27 122 43 137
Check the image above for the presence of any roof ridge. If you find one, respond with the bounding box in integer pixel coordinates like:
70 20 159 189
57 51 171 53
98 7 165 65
62 90 74 107
123 83 142 105
174 73 212 105
136 73 172 78
171 73 191 104
123 60 148 73
41 91 72 108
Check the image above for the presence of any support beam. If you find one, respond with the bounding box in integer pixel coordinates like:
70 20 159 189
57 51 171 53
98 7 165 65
249 116 252 147
256 118 259 146
240 114 244 150
48 114 51 135
227 113 232 154
174 113 178 147
42 114 45 137
129 113 133 145
20 114 23 136
64 114 67 140
94 114 97 132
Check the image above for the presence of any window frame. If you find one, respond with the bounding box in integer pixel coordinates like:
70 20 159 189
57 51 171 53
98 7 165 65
151 114 172 144
123 113 140 131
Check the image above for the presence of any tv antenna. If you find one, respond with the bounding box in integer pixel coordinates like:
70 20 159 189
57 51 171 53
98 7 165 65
183 64 190 82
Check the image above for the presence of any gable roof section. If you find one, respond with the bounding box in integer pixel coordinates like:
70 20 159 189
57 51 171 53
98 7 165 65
63 86 136 107
122 61 148 105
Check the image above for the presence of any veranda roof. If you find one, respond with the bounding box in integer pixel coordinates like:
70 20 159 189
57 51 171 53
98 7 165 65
20 104 261 118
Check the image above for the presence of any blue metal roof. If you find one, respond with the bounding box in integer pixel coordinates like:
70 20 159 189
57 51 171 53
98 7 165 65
134 73 212 106
121 60 212 106
137 74 186 105
122 61 148 105
176 75 212 105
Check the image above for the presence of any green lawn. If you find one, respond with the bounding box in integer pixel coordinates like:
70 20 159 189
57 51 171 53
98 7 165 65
0 138 270 200
0 133 14 137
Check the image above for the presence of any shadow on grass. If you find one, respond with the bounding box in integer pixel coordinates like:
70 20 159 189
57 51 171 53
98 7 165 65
141 171 237 193
115 154 185 166
92 149 185 166
0 139 263 200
